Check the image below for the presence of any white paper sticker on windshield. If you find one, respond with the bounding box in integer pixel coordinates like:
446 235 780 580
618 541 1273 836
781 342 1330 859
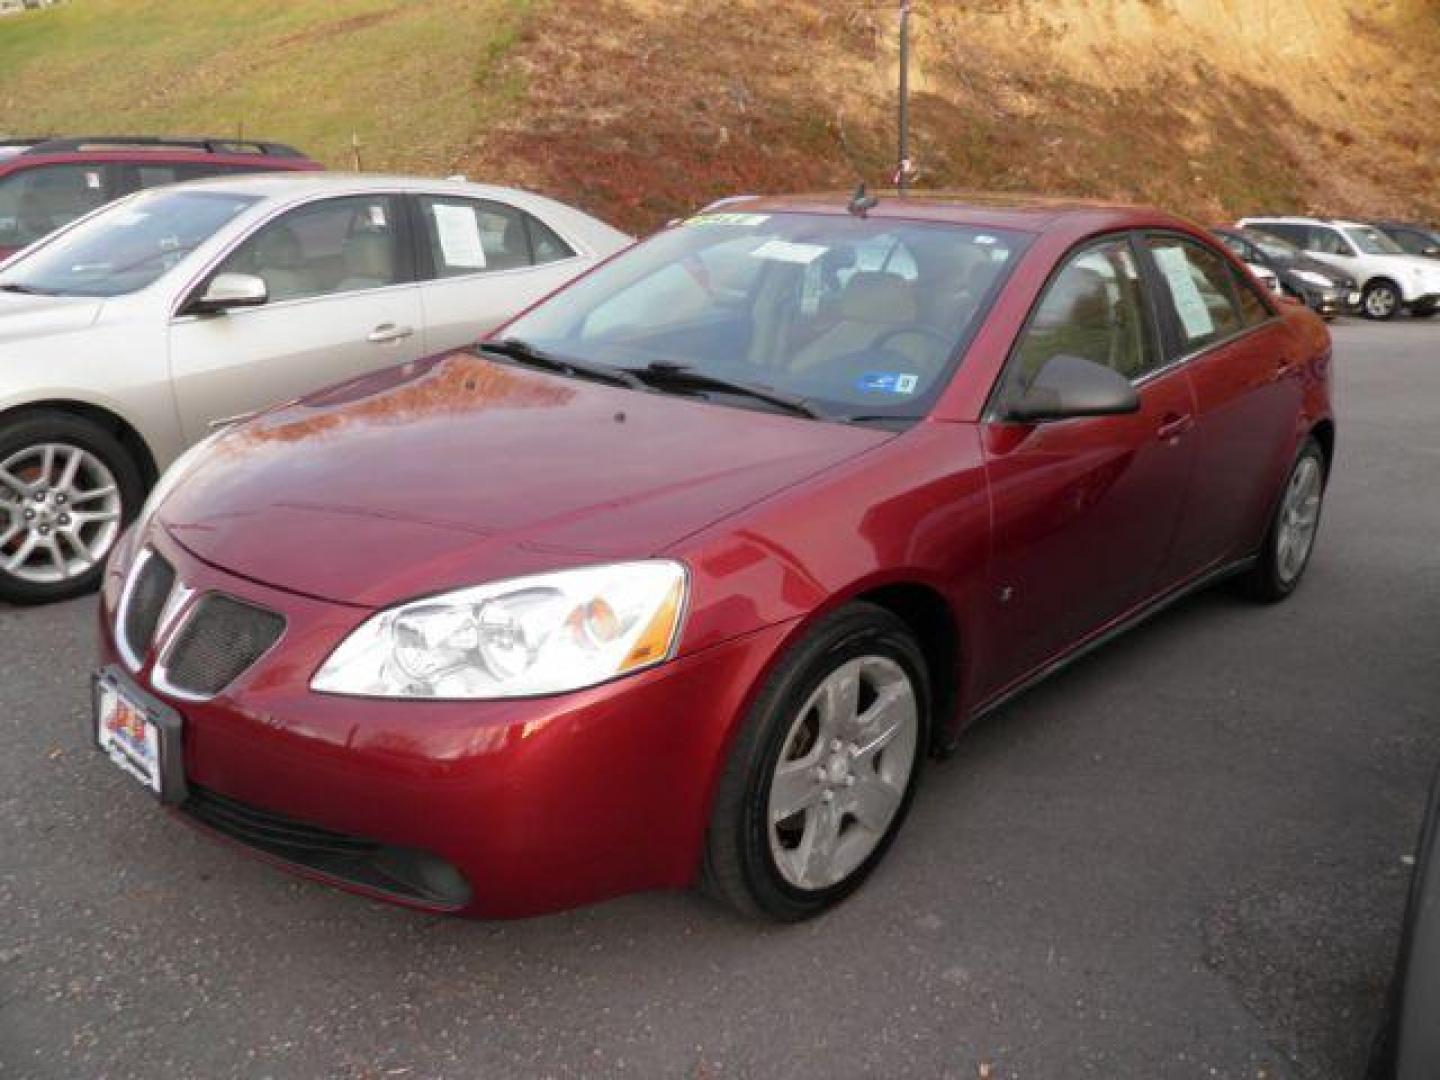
431 203 486 268
85 171 102 190
749 239 827 265
975 234 997 245
367 204 388 229
1153 245 1215 340
685 212 770 228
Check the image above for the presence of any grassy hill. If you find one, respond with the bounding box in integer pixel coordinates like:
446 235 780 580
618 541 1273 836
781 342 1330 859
2 0 1437 235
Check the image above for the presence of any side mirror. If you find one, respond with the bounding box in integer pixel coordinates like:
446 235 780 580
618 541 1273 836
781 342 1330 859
186 272 267 315
1003 354 1140 423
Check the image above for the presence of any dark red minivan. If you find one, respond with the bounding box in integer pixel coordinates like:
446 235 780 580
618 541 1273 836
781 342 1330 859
93 193 1334 920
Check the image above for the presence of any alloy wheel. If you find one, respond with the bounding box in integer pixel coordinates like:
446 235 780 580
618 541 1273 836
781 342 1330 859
0 442 123 584
1275 455 1323 585
1365 284 1398 319
767 655 919 891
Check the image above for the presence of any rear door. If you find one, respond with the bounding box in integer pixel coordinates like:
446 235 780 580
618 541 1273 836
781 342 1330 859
410 193 591 353
980 234 1198 690
1141 233 1302 577
167 193 425 441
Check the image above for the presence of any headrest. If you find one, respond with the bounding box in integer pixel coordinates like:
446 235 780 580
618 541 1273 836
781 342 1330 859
838 272 918 324
1035 267 1111 331
344 230 392 278
253 226 303 270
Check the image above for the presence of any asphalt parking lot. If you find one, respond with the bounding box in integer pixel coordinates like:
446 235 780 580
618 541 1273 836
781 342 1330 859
1 319 1437 1080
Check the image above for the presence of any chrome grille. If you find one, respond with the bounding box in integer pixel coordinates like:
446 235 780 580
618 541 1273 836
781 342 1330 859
119 551 174 667
160 594 284 698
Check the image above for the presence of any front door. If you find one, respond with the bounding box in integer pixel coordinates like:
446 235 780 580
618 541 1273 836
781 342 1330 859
979 235 1198 694
168 194 424 442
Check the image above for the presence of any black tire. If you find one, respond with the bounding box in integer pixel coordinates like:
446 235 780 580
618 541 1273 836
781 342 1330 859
1363 280 1402 321
0 410 144 605
702 602 931 921
1238 437 1326 603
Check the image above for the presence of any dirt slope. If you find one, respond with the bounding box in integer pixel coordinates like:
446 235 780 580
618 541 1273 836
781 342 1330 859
472 0 1440 232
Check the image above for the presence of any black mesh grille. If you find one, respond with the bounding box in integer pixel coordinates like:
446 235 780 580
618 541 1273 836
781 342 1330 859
163 594 284 696
182 786 471 907
121 553 174 662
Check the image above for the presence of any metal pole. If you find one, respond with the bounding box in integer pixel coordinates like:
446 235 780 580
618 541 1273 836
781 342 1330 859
897 0 911 193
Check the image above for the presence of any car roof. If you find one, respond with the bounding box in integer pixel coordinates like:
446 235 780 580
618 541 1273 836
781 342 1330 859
149 171 552 204
706 190 1198 237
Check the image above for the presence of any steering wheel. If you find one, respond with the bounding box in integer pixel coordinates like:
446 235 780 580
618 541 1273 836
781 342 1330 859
866 325 952 376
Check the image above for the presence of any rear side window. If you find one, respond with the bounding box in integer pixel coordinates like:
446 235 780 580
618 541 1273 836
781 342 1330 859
416 196 574 278
1252 222 1305 246
1145 236 1243 351
0 163 112 248
130 162 270 190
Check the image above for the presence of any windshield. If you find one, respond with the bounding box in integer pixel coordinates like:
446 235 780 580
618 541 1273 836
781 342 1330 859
498 211 1029 422
0 188 259 297
1344 226 1405 256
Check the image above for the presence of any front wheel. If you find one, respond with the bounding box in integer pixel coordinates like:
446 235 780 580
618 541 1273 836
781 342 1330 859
0 411 142 604
1362 281 1401 320
1239 437 1326 603
703 603 929 921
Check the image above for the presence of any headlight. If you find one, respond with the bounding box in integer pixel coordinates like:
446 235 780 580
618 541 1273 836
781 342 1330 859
1293 270 1333 288
311 561 688 699
132 428 227 539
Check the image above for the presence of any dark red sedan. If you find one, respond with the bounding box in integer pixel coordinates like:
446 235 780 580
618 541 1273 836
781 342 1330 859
93 193 1334 920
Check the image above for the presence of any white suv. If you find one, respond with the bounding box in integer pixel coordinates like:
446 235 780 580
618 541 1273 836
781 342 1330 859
1237 215 1440 320
0 173 630 603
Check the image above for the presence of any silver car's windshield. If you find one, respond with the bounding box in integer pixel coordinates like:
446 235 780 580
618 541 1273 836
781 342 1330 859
0 189 259 298
1344 226 1405 256
498 211 1030 423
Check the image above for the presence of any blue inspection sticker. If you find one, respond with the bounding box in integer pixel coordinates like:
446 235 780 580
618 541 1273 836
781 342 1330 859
857 372 920 395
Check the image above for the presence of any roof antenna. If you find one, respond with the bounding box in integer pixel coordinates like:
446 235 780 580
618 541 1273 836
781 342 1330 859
848 182 879 218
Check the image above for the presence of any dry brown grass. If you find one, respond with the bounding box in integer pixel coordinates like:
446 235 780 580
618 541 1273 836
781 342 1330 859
465 0 1440 233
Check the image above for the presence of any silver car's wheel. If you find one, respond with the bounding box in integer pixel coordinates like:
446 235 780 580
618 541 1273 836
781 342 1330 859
0 442 124 584
1274 454 1323 586
1363 281 1400 320
767 655 919 891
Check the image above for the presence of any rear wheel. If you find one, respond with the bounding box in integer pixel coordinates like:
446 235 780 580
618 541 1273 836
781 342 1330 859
703 603 929 921
1362 280 1401 320
1239 437 1326 603
0 412 142 604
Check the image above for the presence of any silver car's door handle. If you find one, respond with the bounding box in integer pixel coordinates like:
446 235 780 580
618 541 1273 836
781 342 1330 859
367 323 415 344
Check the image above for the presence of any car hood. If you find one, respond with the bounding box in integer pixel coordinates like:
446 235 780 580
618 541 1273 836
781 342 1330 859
160 351 892 608
0 291 104 344
1289 255 1351 286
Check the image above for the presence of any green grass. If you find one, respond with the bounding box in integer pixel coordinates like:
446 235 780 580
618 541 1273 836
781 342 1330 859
0 0 534 172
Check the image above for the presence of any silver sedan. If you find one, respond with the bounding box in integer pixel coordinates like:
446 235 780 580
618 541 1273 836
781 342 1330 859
0 173 631 603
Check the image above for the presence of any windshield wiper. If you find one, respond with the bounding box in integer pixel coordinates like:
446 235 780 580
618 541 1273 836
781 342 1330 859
0 283 54 296
478 338 645 390
622 362 820 419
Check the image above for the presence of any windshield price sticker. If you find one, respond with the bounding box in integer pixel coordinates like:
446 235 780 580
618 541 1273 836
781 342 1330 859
749 239 827 265
684 212 770 228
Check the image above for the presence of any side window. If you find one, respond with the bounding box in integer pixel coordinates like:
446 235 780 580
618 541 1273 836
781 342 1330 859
1005 237 1157 398
1146 236 1244 351
1229 265 1272 328
524 214 576 265
1388 228 1430 256
1307 227 1349 256
1255 223 1303 246
0 164 111 248
215 195 401 303
132 162 257 190
416 196 568 277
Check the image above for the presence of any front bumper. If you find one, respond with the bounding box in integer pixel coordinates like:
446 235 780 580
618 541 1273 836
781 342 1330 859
1301 284 1361 317
96 527 792 918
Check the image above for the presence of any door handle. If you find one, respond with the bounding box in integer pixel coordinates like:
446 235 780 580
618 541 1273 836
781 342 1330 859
1157 413 1194 442
367 323 415 344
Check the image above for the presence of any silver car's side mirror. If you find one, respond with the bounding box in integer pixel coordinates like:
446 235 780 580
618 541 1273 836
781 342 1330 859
189 272 268 315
